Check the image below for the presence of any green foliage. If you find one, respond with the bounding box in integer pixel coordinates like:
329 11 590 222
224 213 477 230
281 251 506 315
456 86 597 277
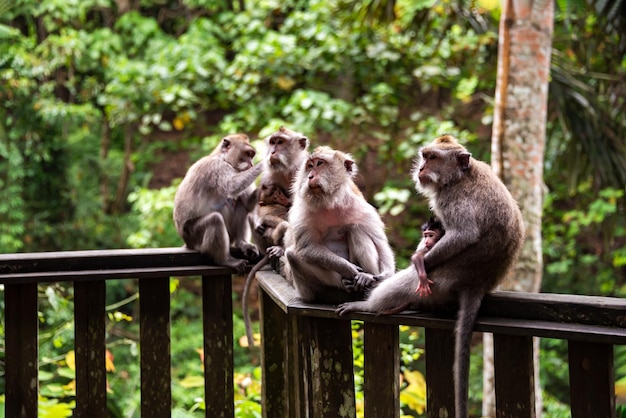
0 0 625 416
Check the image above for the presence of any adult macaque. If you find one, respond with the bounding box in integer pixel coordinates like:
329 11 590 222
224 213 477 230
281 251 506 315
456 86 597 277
337 135 525 418
412 217 445 298
242 182 290 346
173 134 263 274
282 146 396 303
250 126 309 254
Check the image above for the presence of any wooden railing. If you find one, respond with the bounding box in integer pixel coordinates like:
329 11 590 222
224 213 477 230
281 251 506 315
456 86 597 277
1 249 625 418
256 270 626 418
0 248 235 418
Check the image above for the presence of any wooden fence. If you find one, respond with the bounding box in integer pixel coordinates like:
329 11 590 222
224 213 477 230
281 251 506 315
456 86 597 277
0 248 625 417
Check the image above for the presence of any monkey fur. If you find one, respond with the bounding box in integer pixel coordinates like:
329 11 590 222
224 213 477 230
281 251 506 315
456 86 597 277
173 134 263 274
337 135 525 418
282 146 396 303
243 183 290 347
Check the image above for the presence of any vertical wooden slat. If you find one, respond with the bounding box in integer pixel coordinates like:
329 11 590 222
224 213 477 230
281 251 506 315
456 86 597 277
363 322 400 418
74 280 107 418
309 317 356 418
260 288 288 417
494 334 536 418
5 283 38 418
568 341 615 418
202 273 234 418
425 327 455 418
288 315 313 418
139 277 171 417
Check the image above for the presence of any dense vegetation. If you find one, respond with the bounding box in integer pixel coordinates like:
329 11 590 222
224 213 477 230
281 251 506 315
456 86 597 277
0 0 624 416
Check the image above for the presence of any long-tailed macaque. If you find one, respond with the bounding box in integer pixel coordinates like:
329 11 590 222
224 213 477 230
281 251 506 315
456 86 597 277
243 182 290 346
244 126 309 346
337 135 525 418
173 134 263 274
412 217 445 298
282 146 396 303
250 126 309 254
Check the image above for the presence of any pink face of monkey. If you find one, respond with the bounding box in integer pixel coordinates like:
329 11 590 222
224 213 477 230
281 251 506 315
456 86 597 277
422 228 442 251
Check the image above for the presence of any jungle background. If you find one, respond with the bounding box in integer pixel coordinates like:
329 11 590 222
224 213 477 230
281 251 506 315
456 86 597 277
0 0 625 416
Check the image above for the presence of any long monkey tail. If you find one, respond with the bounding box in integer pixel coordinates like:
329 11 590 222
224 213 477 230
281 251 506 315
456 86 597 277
454 292 484 418
242 253 270 348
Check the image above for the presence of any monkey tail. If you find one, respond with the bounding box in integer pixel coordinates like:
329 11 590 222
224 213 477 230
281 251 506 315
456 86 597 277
454 292 483 418
242 253 270 348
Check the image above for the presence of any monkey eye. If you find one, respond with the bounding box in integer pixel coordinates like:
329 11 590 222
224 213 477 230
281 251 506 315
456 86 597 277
316 160 324 167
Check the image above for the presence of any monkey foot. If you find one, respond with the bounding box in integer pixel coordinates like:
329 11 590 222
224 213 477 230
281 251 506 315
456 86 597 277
415 278 434 298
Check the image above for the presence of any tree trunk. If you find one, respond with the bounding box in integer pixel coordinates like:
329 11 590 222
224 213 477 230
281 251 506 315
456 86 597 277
484 0 553 416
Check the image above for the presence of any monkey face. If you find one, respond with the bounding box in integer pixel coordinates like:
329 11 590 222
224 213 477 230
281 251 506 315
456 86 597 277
222 134 256 171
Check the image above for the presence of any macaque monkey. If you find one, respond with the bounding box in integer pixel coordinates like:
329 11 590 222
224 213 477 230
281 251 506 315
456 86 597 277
412 217 445 298
173 134 264 274
282 146 396 303
251 126 309 254
337 135 525 418
242 182 290 346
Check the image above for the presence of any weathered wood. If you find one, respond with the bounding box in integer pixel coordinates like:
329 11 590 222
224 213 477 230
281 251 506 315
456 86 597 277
309 317 356 417
202 273 234 418
425 327 455 418
139 277 171 418
0 265 230 284
260 287 288 417
568 341 615 418
363 322 400 418
494 334 535 418
287 315 313 418
5 283 38 418
74 280 107 418
482 291 626 328
0 247 229 275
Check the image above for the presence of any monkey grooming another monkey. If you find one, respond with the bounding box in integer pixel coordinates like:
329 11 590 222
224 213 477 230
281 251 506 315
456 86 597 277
173 134 264 274
243 182 291 346
412 217 445 298
250 126 309 254
337 135 524 418
282 146 396 303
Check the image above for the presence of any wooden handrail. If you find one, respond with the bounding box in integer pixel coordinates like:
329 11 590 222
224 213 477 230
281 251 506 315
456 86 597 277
0 248 235 418
256 269 625 418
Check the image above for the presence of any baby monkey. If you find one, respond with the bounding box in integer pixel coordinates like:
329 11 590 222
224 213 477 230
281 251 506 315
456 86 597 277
412 217 445 298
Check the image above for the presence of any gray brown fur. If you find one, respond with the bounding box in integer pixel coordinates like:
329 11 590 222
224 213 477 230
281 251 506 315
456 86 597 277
282 146 396 303
173 134 263 274
337 135 525 418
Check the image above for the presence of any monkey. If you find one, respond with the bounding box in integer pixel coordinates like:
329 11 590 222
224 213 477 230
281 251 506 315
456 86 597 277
336 135 525 418
173 134 264 274
250 126 309 254
412 216 445 298
281 146 396 303
240 127 309 347
242 182 291 347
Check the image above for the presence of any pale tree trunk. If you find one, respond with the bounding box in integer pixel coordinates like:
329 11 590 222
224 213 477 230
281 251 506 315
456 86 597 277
483 0 553 417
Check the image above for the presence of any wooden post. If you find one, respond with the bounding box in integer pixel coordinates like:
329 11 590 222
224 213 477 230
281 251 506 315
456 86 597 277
74 280 107 418
363 322 400 417
202 273 235 418
309 317 356 417
139 277 171 417
5 283 38 418
494 334 535 418
425 327 455 418
568 341 615 418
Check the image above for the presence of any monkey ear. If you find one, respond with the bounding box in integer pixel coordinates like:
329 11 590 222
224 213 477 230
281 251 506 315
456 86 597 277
458 152 471 171
344 159 356 174
221 138 232 151
299 136 308 150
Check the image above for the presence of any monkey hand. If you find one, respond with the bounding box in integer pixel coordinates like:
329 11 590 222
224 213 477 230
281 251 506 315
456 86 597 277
342 271 378 292
267 245 284 259
255 223 267 235
415 278 434 298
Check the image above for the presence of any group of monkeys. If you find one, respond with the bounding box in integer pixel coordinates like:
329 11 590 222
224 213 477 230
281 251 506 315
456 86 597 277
173 126 525 418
